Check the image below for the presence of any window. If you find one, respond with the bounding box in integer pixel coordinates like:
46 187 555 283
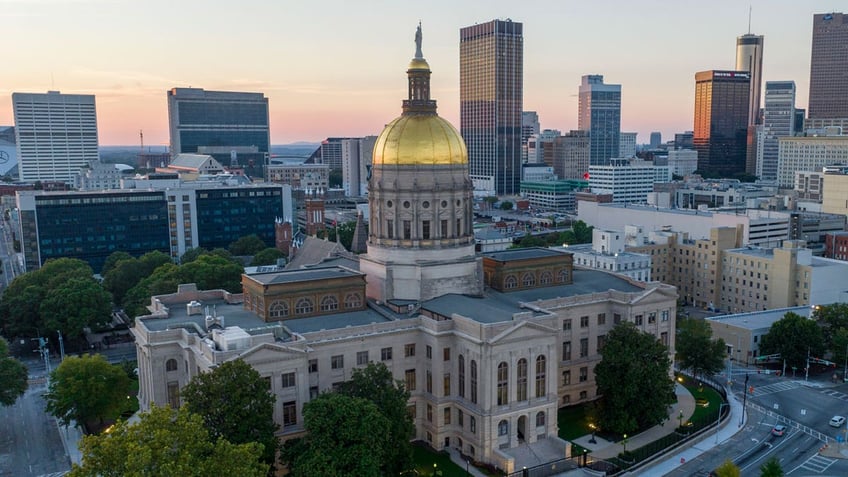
579 367 588 382
309 386 319 399
580 316 589 328
540 271 553 284
426 345 432 359
281 372 295 388
470 416 476 434
661 332 669 347
308 359 318 373
648 312 656 324
422 220 431 240
441 219 448 237
407 405 416 419
470 360 478 404
580 390 588 400
458 409 464 427
458 355 465 398
498 419 508 436
516 358 528 402
167 382 180 409
597 313 606 326
283 401 297 428
381 347 393 361
444 407 452 425
405 369 416 391
404 343 416 357
635 314 643 326
661 310 669 321
320 295 339 312
497 362 509 405
522 272 536 287
427 404 433 422
535 355 546 398
443 347 451 361
504 275 518 289
403 220 411 239
597 335 606 352
344 293 362 309
356 351 369 366
562 341 572 360
613 313 621 324
295 297 314 315
387 220 394 238
536 411 546 427
269 300 289 318
443 373 451 396
562 319 572 331
331 355 344 370
426 370 432 393
562 370 571 385
165 359 178 372
580 338 588 358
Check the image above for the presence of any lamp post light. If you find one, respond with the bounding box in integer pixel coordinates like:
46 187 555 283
465 459 470 477
678 409 684 429
622 434 628 454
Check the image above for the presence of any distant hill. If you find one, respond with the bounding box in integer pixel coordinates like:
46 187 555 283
271 143 319 157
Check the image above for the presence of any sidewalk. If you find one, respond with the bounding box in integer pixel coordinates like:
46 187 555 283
56 419 84 467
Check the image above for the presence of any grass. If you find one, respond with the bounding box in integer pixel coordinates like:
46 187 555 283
410 443 504 477
557 405 592 441
681 379 723 424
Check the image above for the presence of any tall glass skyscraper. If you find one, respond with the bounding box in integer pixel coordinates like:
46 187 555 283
809 12 848 120
460 19 523 196
757 81 796 181
167 88 270 176
693 70 750 177
578 75 621 166
735 34 764 126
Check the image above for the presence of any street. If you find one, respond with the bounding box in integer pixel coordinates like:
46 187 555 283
0 383 70 477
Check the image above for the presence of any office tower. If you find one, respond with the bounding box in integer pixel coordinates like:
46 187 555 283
521 111 540 163
756 81 796 181
12 91 99 183
619 132 637 158
735 34 764 125
540 130 590 180
578 75 621 166
794 109 806 134
340 136 376 197
167 88 270 175
460 19 523 196
674 131 694 150
649 132 662 148
809 13 848 119
693 70 750 177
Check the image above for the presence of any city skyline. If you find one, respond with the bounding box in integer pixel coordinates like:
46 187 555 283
0 0 839 146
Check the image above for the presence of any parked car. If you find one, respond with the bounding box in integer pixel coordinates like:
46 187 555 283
829 416 846 428
771 424 786 437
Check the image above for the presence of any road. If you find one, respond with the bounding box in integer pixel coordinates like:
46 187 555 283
0 383 70 477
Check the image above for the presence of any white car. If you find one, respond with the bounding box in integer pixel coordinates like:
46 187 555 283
829 416 846 428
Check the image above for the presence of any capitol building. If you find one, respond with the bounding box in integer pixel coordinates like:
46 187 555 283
132 29 677 473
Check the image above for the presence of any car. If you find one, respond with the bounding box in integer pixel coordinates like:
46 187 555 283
771 424 786 436
829 416 846 428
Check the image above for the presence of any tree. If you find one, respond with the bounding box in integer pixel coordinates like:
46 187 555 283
182 359 278 466
250 247 286 266
327 221 356 251
338 362 414 475
177 254 244 292
714 459 741 477
832 328 848 374
0 336 27 406
594 322 676 434
180 247 207 264
229 234 268 256
813 303 848 351
759 457 784 477
289 392 391 477
499 201 514 210
41 277 113 339
100 251 132 277
45 354 132 430
68 406 268 477
759 312 825 369
676 317 726 379
571 220 594 243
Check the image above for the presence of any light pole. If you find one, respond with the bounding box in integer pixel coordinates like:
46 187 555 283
622 434 628 454
843 342 847 382
678 409 684 429
465 459 470 477
589 423 597 444
715 402 730 443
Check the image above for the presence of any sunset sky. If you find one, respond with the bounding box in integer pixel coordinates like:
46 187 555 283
0 0 839 146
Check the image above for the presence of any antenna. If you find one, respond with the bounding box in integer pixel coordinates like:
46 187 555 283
747 5 752 34
140 130 144 152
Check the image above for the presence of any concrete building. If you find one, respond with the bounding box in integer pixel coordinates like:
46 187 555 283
650 132 662 148
520 164 555 183
74 160 126 190
777 134 848 187
157 154 226 179
822 172 848 217
578 75 621 166
825 232 848 260
668 149 698 177
461 19 523 196
519 180 587 211
736 34 764 127
676 180 776 209
540 131 590 180
266 163 330 191
795 170 825 202
619 132 637 158
12 91 99 183
526 129 561 165
706 306 813 366
0 126 19 177
521 111 540 163
167 88 269 177
808 12 848 120
566 229 651 282
757 81 796 182
693 71 751 177
340 136 376 197
588 159 670 204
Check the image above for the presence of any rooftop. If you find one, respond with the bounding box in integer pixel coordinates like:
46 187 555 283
248 266 362 285
706 306 812 330
483 247 568 262
142 299 276 334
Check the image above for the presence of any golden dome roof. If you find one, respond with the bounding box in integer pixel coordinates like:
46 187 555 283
373 114 468 166
408 57 430 71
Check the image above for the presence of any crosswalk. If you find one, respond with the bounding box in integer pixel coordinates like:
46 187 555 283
792 453 837 474
820 389 848 402
36 472 68 477
749 380 801 397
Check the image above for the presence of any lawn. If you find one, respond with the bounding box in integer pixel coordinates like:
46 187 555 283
557 405 592 441
411 443 504 477
680 378 723 425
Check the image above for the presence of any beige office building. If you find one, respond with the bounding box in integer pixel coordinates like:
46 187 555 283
822 173 848 218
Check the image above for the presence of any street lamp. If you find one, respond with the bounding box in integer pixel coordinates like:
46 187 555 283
588 423 597 444
715 402 730 443
678 409 684 429
465 459 470 477
622 434 628 454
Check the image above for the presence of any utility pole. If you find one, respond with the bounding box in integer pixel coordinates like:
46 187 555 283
32 337 51 385
805 347 810 382
740 374 749 426
57 330 64 362
844 342 847 383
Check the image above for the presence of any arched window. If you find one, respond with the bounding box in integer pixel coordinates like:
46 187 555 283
504 275 518 289
536 411 546 427
458 355 465 398
522 272 536 287
320 295 339 312
535 355 547 398
558 268 570 283
344 292 362 309
165 358 178 372
470 360 478 404
498 419 509 436
516 358 528 402
295 297 314 315
540 271 553 285
269 300 288 319
497 362 508 405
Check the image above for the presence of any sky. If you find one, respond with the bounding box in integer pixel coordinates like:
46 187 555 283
0 0 839 146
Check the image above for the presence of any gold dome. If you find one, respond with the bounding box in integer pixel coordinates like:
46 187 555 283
408 57 430 71
373 114 468 166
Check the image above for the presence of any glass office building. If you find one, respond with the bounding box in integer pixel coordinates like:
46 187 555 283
194 186 285 251
578 75 621 166
693 70 751 177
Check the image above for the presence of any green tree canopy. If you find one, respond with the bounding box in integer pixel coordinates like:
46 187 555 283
229 234 268 256
250 247 286 266
0 336 28 406
759 457 784 477
676 317 726 379
177 254 243 292
100 251 132 277
338 362 414 475
759 312 825 369
41 278 113 338
68 406 268 477
289 392 391 477
182 359 278 466
326 221 356 251
103 251 172 306
571 220 594 243
46 354 133 429
715 459 741 477
813 303 848 352
594 322 676 434
499 201 514 210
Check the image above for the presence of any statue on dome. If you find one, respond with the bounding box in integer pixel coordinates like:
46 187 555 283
415 22 423 59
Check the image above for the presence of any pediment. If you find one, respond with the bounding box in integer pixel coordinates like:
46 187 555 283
489 319 557 344
630 285 678 305
234 342 306 366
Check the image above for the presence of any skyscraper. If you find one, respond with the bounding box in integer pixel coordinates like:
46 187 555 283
735 34 764 125
460 19 523 196
693 70 750 177
12 91 99 183
578 75 621 166
649 132 662 148
521 111 540 164
756 81 795 181
809 12 848 120
167 88 270 175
